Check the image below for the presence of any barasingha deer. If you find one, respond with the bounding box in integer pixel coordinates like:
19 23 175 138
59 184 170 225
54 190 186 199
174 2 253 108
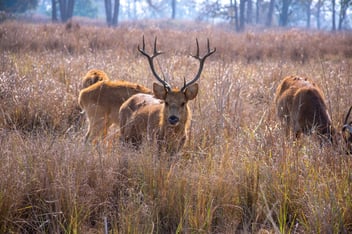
78 69 152 143
275 75 352 153
119 36 216 156
275 75 333 141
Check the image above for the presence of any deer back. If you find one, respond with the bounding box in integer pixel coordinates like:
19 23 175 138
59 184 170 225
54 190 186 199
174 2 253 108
275 75 333 140
78 80 151 110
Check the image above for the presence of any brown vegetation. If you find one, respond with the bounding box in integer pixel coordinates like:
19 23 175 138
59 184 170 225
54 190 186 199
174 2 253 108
1 20 352 233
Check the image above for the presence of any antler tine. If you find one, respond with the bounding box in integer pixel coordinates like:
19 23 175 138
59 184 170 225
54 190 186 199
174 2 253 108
138 36 171 91
195 38 200 58
181 38 216 92
342 105 352 134
344 105 352 125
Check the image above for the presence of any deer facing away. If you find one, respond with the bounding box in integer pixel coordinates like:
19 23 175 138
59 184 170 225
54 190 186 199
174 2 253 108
78 69 152 143
119 37 216 156
275 75 352 153
275 75 334 142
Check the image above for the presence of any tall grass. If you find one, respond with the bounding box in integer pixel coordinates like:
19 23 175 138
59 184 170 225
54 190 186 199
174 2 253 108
1 20 352 233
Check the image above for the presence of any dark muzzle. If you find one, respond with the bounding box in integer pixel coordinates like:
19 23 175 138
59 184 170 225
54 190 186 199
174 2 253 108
168 116 179 125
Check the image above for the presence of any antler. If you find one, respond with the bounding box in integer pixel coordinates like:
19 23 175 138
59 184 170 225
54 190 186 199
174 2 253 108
342 105 352 133
181 38 216 92
138 36 171 91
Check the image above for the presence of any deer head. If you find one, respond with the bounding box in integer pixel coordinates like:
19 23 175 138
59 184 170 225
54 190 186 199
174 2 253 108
138 36 216 127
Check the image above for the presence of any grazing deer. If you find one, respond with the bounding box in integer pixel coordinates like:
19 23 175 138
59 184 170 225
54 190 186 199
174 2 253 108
119 37 216 156
78 71 152 143
275 75 334 142
81 69 110 89
342 105 352 154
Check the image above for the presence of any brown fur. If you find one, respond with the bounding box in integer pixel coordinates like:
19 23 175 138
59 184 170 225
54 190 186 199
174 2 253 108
81 69 110 89
78 79 152 143
119 82 198 156
275 75 334 141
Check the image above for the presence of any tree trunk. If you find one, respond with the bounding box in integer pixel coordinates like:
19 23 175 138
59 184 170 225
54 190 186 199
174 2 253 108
279 0 291 26
266 0 275 26
52 0 58 22
105 0 120 27
247 0 252 23
105 0 112 26
338 0 350 30
239 0 246 31
233 0 240 31
171 0 176 19
58 0 74 22
332 0 336 31
306 0 312 28
316 0 322 29
256 0 261 24
112 0 120 26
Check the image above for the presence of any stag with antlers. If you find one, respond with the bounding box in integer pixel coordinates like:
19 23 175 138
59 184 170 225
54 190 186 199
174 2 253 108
119 36 216 156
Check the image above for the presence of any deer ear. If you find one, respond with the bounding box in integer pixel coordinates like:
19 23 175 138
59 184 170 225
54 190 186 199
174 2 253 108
153 83 167 100
184 83 198 100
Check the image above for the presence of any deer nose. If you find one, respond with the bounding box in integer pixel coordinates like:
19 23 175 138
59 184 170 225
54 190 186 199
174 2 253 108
168 116 179 125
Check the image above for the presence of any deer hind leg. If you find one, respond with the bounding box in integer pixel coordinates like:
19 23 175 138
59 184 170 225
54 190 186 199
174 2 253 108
84 106 110 143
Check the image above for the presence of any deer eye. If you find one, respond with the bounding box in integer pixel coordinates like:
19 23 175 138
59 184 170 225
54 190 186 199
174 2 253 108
181 102 185 107
165 101 169 106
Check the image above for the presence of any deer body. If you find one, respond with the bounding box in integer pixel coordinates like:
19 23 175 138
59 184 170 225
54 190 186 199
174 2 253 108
275 75 333 141
78 76 152 143
120 83 198 154
119 36 215 156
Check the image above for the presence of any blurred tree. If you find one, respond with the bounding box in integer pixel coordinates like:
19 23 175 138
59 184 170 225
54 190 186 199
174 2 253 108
105 0 119 26
74 0 97 18
256 0 263 23
338 0 351 29
247 0 252 23
171 0 176 18
51 0 75 22
52 0 57 21
303 0 313 28
315 0 325 29
265 0 275 26
279 0 293 26
239 0 246 30
332 0 336 30
0 0 38 13
230 0 240 30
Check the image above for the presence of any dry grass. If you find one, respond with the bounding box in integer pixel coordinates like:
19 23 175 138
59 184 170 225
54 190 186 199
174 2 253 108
1 20 352 233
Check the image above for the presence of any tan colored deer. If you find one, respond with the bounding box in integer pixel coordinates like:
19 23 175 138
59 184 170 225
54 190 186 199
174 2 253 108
275 75 334 142
119 37 216 156
78 71 152 143
81 69 110 89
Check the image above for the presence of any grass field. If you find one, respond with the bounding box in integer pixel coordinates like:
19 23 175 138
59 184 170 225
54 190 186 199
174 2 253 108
1 20 352 233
